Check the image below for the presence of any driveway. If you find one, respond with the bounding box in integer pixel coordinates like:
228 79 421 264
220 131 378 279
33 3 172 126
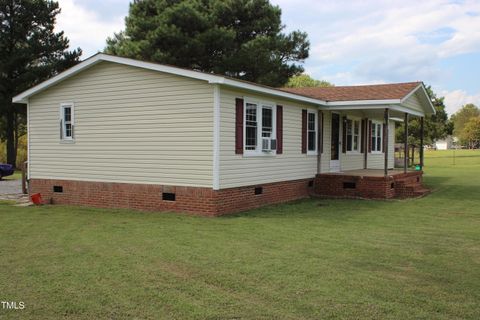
0 179 22 195
0 179 30 204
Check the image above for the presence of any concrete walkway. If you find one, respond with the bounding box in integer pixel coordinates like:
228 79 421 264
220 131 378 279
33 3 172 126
0 179 30 205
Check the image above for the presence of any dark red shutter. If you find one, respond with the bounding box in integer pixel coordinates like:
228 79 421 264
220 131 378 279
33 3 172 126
382 123 386 153
361 119 365 153
318 111 323 153
368 120 372 153
276 105 283 154
235 98 244 154
301 110 307 154
342 116 347 153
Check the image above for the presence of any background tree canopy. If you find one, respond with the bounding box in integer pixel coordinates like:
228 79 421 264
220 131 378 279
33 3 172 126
105 0 310 87
285 74 333 88
395 86 453 146
451 104 480 147
0 0 81 166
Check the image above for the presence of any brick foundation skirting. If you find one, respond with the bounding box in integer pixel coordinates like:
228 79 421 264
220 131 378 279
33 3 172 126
29 178 315 216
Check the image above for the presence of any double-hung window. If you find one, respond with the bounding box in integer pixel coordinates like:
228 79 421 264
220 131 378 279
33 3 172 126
60 103 74 141
307 111 317 154
346 118 360 152
244 100 276 155
371 122 382 152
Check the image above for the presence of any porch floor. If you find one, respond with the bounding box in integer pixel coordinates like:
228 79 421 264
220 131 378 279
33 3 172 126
323 169 417 177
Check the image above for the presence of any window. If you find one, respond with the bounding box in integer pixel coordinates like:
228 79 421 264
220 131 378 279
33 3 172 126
244 100 276 155
371 122 382 152
346 118 360 152
60 103 74 141
245 103 257 151
307 111 317 153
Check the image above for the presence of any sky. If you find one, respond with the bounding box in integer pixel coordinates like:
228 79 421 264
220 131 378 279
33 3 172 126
55 0 480 115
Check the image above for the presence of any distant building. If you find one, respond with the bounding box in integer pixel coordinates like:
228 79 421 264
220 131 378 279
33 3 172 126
435 136 455 150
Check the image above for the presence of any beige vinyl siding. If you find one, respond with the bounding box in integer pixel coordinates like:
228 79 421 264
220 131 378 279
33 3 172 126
323 111 395 171
366 121 395 169
29 61 214 187
403 92 424 113
320 111 331 173
219 88 319 189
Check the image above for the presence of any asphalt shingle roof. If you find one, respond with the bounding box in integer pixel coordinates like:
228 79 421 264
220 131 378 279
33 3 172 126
281 82 422 102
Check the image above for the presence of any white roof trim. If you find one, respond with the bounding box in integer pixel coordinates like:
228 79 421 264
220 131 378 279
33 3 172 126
400 83 436 115
325 103 424 117
11 53 434 117
326 99 401 106
12 53 327 105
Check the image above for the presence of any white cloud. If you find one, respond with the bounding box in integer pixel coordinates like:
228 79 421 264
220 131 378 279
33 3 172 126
273 0 480 85
442 89 480 115
56 0 126 57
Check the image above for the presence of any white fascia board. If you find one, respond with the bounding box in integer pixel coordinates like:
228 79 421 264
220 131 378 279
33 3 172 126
13 52 326 106
323 104 392 111
13 55 103 103
400 83 436 115
216 78 327 105
326 99 401 106
391 105 425 117
323 103 425 117
419 84 436 115
100 54 224 83
12 53 225 104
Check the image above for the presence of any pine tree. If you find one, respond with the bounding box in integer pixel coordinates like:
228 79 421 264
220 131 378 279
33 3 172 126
0 0 81 166
105 0 309 87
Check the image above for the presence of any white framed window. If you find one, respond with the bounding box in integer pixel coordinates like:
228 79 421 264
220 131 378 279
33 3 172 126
244 99 276 155
346 118 360 152
371 121 382 153
307 110 317 154
60 103 74 141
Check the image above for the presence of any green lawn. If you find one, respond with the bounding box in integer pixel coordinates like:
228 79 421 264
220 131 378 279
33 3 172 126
1 170 22 180
1 150 479 319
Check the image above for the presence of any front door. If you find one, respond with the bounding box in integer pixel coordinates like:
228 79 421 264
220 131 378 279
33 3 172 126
330 113 340 172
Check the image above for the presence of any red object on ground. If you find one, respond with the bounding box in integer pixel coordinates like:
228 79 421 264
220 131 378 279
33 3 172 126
31 193 43 205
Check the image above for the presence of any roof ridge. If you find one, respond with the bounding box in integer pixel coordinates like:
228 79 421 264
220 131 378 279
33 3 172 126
282 81 422 90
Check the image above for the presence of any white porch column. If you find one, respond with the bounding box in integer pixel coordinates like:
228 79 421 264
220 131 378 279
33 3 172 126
384 108 389 177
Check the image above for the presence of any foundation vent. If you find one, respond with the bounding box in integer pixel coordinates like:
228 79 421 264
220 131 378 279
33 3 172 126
343 182 356 189
162 192 176 201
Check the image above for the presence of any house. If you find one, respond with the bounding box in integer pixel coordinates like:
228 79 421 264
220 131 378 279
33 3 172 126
435 136 455 150
13 54 435 215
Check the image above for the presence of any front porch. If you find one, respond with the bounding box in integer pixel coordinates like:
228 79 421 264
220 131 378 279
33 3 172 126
314 169 429 199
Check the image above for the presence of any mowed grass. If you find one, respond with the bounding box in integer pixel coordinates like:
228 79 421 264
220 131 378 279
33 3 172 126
0 151 479 319
1 170 22 180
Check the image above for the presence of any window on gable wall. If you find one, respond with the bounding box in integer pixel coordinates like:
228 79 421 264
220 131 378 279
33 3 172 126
346 119 360 152
244 100 276 154
371 122 382 152
60 103 74 141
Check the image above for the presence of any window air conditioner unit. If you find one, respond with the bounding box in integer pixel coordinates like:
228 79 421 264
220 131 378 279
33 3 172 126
262 138 277 152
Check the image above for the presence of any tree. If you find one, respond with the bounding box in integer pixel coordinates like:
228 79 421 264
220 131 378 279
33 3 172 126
105 0 309 87
460 116 480 149
396 86 452 146
0 0 81 166
451 104 480 146
285 74 333 88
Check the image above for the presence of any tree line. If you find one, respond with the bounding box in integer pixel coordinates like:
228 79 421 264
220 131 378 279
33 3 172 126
1 0 478 167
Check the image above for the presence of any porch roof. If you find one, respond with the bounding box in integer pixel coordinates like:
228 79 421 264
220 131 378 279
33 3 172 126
282 82 436 117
